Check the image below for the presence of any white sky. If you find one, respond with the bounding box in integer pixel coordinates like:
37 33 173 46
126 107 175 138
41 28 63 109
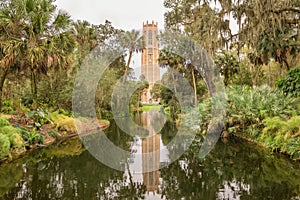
54 0 167 79
54 0 166 31
53 0 237 79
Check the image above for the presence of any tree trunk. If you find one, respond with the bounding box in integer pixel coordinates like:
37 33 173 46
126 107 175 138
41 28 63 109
237 0 241 62
191 68 198 106
0 66 10 113
123 50 133 83
283 59 290 71
31 69 38 108
170 69 177 93
268 63 271 85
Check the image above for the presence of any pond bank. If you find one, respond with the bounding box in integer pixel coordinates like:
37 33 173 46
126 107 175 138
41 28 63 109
1 118 300 199
227 133 300 162
0 114 110 164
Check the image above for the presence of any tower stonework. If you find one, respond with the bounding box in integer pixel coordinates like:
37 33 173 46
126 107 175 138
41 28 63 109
141 21 160 104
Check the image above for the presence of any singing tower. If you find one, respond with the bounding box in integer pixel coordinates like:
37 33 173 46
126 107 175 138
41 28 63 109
141 21 160 104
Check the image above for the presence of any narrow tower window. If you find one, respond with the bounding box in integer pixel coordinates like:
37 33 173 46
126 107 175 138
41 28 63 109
148 30 153 46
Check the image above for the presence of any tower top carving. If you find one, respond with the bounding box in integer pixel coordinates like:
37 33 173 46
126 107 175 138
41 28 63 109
143 20 158 27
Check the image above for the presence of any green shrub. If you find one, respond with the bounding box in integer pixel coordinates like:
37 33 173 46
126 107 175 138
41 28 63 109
277 66 300 97
57 108 73 117
27 108 52 129
262 116 300 139
215 52 239 86
0 120 27 159
1 99 14 114
0 134 11 159
261 116 300 157
227 85 298 129
20 129 44 145
262 117 286 137
225 84 300 158
50 111 76 133
0 117 10 127
0 126 24 148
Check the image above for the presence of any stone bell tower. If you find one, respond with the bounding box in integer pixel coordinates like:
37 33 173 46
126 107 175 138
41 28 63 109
141 21 160 104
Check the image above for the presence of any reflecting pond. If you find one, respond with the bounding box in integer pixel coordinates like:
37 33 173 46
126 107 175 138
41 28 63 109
0 112 299 200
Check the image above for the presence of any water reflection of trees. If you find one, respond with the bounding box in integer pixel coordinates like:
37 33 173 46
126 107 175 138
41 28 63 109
2 149 146 199
1 121 300 199
1 129 146 200
159 137 300 200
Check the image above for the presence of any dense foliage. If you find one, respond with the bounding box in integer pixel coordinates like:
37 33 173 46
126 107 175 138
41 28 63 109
0 0 137 160
277 66 300 97
225 85 300 159
161 0 300 159
0 116 45 160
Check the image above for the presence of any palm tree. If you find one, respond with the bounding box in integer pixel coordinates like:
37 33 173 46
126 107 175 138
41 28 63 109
119 30 145 83
72 20 99 66
3 0 75 107
0 1 25 111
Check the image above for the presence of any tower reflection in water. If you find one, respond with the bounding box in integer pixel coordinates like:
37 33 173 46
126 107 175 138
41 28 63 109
141 112 161 192
129 111 169 197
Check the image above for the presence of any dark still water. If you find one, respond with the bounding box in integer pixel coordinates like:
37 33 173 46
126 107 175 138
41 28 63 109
0 112 299 200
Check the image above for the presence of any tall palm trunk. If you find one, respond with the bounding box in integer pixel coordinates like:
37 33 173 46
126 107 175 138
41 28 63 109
268 63 271 85
237 0 241 62
123 50 133 83
191 68 198 106
31 69 38 108
0 66 10 112
170 69 177 93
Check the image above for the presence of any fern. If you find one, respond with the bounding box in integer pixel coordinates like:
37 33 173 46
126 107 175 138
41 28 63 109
0 117 10 127
0 126 24 148
0 133 11 159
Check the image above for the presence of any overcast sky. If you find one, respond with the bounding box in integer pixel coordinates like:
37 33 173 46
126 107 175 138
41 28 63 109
54 0 166 79
54 0 166 31
53 1 237 79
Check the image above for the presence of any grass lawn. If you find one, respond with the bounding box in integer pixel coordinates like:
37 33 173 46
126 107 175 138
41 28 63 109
140 105 162 111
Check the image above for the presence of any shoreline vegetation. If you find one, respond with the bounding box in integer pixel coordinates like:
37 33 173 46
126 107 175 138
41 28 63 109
199 84 300 161
0 94 299 163
0 111 110 163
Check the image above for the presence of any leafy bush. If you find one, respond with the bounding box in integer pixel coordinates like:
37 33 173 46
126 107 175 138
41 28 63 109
261 116 300 158
0 117 10 127
0 125 25 159
1 99 14 114
0 134 10 159
0 126 24 148
225 85 300 158
20 129 44 145
277 66 300 97
57 108 73 117
27 108 52 129
227 85 298 130
4 117 44 147
50 111 76 133
215 52 239 86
